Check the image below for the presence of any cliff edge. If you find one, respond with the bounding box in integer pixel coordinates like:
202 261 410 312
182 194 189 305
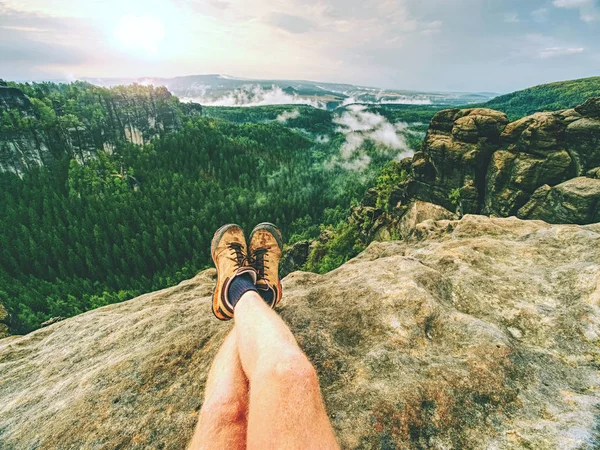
0 215 599 449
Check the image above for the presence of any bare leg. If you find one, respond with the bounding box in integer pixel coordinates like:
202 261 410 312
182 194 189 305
234 291 339 450
187 329 248 450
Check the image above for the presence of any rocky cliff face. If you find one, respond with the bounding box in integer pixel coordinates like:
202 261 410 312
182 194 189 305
0 85 202 175
402 98 600 225
0 85 33 112
1 215 599 449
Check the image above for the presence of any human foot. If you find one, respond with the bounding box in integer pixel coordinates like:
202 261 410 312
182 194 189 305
248 223 283 308
211 224 258 320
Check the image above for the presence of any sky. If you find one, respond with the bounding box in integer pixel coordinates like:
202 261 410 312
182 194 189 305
0 0 599 93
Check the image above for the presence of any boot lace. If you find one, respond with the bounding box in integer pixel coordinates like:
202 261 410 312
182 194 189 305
228 242 250 269
252 248 269 282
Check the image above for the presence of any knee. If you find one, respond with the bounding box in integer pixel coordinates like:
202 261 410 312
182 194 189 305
267 351 319 390
201 396 247 424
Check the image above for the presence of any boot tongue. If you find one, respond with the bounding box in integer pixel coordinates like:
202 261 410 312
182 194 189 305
234 266 258 284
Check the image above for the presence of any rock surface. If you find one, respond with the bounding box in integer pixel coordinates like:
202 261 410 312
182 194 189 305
483 110 576 216
0 86 33 113
1 215 599 449
411 108 509 214
280 240 312 277
518 177 600 224
397 97 600 224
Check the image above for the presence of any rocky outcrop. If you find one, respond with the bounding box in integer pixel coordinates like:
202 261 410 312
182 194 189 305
368 200 457 242
0 85 33 113
394 97 600 225
280 240 312 276
588 167 600 179
0 85 202 175
518 176 600 224
483 110 576 216
1 215 599 449
410 108 509 214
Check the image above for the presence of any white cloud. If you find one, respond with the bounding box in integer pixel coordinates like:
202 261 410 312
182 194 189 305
553 0 589 7
539 46 584 58
181 85 325 108
329 105 413 171
517 34 586 60
504 13 520 23
338 154 372 171
553 0 598 21
276 109 300 123
341 96 432 106
113 15 165 56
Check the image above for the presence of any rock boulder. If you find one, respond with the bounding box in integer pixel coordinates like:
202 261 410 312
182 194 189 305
389 97 600 225
483 111 575 216
1 215 599 449
410 108 509 213
518 177 600 224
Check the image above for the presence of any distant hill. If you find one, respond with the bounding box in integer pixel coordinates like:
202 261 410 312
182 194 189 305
84 74 496 110
479 76 600 119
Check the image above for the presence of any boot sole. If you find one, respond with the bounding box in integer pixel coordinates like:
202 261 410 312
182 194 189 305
211 224 243 321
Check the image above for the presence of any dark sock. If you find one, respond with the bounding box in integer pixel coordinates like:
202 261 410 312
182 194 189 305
227 273 258 308
257 287 274 305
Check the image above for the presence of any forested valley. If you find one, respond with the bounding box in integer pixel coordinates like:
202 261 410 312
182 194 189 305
4 76 597 334
0 82 430 333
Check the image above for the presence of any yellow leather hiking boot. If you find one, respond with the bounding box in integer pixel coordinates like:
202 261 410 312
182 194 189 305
211 224 257 321
248 223 283 308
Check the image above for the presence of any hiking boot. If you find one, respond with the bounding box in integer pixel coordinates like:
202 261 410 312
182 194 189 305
249 223 283 308
211 224 257 321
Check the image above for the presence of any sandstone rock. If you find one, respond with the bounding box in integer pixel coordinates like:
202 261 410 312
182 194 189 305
40 316 66 328
398 156 413 174
587 167 600 179
0 130 53 175
483 112 575 216
575 97 600 118
393 98 600 224
373 200 457 241
361 187 379 207
410 108 509 214
280 240 312 276
0 86 33 113
347 205 386 242
518 177 600 224
1 215 599 449
565 116 600 174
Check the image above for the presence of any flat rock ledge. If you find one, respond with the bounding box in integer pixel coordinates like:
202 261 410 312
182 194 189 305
1 215 599 449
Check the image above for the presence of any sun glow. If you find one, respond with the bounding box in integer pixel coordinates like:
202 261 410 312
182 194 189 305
114 15 166 56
